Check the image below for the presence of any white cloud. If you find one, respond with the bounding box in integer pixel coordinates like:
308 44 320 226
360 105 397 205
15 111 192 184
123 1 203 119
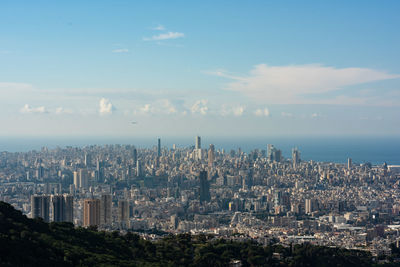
221 104 246 116
191 100 208 115
143 32 184 41
152 25 165 31
254 108 270 117
20 104 47 114
133 104 155 115
135 99 178 115
112 48 129 53
55 107 74 114
160 99 177 114
99 98 114 115
281 112 293 117
213 64 400 104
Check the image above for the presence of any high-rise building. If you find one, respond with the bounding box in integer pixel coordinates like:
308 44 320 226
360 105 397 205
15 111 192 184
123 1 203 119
132 148 137 165
267 144 282 163
51 194 74 223
36 166 45 181
136 160 142 177
118 200 129 224
171 215 179 229
347 158 352 169
73 171 80 188
267 144 275 161
100 194 112 226
208 144 215 167
63 194 74 223
96 159 104 182
84 153 91 167
31 195 50 222
157 138 161 157
79 169 89 189
199 171 210 204
83 199 100 227
195 136 201 149
51 195 64 222
292 148 301 169
305 198 317 214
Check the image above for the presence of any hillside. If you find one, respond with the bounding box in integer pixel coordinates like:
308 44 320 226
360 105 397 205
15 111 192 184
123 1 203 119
0 201 379 266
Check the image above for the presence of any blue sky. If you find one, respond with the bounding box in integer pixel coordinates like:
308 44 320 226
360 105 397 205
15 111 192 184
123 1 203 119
0 0 400 137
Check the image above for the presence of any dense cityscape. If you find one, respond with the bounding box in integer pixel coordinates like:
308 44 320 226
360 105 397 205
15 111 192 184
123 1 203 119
1 136 400 259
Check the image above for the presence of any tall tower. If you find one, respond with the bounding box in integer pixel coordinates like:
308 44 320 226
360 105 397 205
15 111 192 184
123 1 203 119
136 160 142 177
132 148 137 165
195 136 201 150
84 153 91 167
199 171 210 204
100 194 112 226
79 169 89 190
31 195 50 222
83 199 100 227
267 144 275 162
63 194 74 223
157 138 161 157
74 170 80 189
118 200 130 227
51 195 65 222
208 144 215 167
347 158 352 170
292 148 301 169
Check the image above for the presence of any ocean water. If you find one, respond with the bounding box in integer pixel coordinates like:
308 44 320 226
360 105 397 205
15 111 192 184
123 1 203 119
0 136 399 165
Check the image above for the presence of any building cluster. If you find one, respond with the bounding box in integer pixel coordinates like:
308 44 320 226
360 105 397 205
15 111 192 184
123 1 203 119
0 136 400 256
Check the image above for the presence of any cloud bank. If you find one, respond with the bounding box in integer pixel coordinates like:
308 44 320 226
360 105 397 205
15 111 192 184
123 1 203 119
213 64 400 104
191 100 208 115
20 104 47 114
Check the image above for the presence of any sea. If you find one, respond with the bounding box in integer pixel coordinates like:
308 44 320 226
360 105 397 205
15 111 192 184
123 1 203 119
0 136 399 165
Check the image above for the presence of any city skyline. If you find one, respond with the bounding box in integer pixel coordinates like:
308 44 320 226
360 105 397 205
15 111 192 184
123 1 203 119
1 1 400 137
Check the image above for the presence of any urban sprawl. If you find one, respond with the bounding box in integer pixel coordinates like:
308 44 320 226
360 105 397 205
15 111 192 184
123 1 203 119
1 136 400 257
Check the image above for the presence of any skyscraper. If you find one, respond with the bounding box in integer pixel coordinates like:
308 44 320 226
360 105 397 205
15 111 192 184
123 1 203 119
118 200 129 227
347 158 352 169
83 199 100 227
208 144 215 167
100 194 112 226
31 195 50 222
157 138 161 157
171 215 179 230
292 148 301 169
84 153 91 167
136 160 142 177
267 144 275 161
195 136 201 149
132 148 137 165
199 171 210 204
51 194 74 223
63 194 74 223
79 169 89 189
51 195 65 222
267 144 282 163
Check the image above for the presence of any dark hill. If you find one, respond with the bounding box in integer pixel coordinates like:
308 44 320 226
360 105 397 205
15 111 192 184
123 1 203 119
0 201 380 266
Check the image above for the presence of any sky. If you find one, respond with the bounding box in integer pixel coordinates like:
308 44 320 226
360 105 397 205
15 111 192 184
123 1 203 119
1 0 400 138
